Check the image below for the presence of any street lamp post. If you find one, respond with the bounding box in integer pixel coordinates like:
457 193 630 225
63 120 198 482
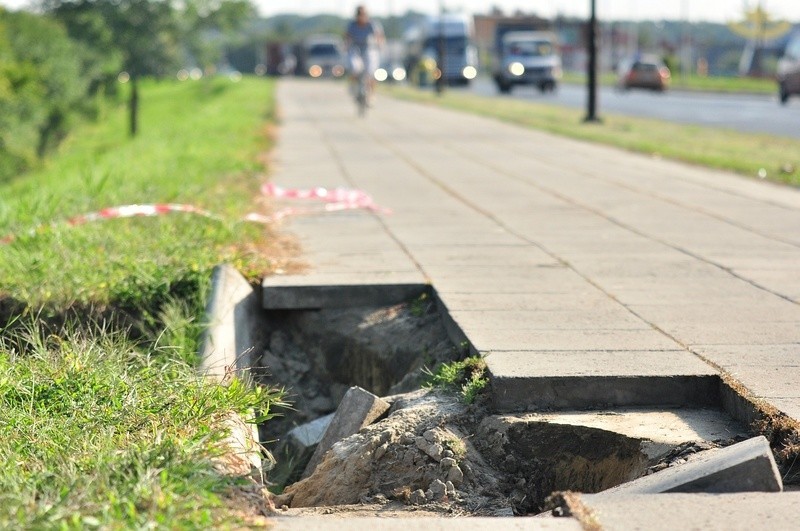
584 0 600 122
436 1 446 94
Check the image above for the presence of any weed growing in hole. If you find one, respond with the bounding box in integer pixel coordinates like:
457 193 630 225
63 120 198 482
424 356 488 405
409 292 431 318
442 435 468 460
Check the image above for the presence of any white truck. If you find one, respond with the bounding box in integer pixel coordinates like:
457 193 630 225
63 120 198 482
493 31 561 94
403 13 479 86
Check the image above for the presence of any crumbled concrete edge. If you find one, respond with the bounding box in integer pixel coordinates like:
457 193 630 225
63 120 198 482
199 263 264 476
302 386 391 479
718 374 800 483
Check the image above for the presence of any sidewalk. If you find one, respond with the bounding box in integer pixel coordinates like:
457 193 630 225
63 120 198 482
264 78 800 423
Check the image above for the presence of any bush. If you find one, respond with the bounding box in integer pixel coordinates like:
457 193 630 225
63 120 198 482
0 10 89 181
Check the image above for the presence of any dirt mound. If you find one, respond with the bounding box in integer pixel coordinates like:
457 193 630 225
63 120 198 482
279 390 510 515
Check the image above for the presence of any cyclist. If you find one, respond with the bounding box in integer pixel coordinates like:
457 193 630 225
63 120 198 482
345 5 385 105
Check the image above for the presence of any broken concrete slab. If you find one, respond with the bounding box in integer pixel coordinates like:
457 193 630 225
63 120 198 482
594 435 782 496
302 386 390 478
199 263 263 380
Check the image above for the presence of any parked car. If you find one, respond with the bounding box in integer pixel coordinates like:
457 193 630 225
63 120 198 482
777 33 800 104
617 55 670 91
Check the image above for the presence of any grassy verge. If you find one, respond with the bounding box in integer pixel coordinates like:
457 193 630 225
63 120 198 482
0 312 283 529
0 76 279 312
385 85 800 187
1 76 286 527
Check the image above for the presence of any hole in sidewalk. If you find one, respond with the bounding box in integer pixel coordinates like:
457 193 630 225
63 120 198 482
253 291 465 487
248 288 750 516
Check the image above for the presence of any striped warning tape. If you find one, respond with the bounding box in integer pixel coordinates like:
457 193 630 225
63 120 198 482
1 184 389 245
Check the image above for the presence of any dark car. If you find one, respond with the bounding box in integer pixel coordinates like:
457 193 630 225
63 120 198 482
617 55 671 92
778 33 800 104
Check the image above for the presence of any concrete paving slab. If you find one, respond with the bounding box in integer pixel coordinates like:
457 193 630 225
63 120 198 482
268 517 582 530
271 79 800 423
567 492 800 531
469 329 682 352
447 309 651 331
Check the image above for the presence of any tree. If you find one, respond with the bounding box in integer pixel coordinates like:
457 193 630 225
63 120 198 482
0 10 88 180
45 0 254 136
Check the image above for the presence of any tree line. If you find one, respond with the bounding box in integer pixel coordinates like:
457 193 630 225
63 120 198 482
0 0 253 182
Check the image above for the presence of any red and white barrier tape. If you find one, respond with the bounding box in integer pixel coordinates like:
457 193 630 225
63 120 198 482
2 203 221 245
2 184 389 245
261 183 390 213
66 203 220 226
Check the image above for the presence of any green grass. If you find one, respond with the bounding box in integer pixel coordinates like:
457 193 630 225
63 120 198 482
0 76 277 312
425 356 489 405
0 311 284 529
0 76 285 528
385 85 800 187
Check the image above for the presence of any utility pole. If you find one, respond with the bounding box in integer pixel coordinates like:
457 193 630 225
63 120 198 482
584 0 600 122
436 1 446 95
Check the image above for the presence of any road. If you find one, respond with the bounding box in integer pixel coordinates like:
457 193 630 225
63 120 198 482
468 78 800 139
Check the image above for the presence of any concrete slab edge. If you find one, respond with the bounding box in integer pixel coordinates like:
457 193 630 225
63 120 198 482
490 374 722 412
262 282 431 310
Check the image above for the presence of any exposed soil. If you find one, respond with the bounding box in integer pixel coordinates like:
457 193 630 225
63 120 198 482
253 296 463 450
250 301 747 519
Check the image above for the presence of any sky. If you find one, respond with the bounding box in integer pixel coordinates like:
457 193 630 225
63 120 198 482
2 0 800 23
256 1 800 23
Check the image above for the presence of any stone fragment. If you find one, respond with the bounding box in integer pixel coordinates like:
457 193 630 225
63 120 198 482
597 436 782 496
446 465 464 486
445 481 456 496
374 443 388 461
302 386 390 478
440 457 457 468
427 479 448 500
423 429 439 443
408 489 427 505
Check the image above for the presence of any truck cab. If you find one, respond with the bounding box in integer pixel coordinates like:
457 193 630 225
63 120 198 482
493 31 561 94
404 14 479 87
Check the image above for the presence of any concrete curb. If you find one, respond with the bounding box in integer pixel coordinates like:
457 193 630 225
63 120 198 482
198 263 265 475
200 263 264 379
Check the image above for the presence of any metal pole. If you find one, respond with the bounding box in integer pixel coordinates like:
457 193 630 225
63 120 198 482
584 0 600 122
436 2 445 94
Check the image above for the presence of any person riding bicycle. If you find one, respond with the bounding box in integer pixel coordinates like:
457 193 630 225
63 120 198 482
345 5 384 104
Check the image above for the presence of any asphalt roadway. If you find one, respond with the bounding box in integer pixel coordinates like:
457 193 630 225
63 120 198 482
468 78 800 139
262 77 800 528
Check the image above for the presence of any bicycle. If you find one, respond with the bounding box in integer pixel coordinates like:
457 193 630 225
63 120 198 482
348 48 372 117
